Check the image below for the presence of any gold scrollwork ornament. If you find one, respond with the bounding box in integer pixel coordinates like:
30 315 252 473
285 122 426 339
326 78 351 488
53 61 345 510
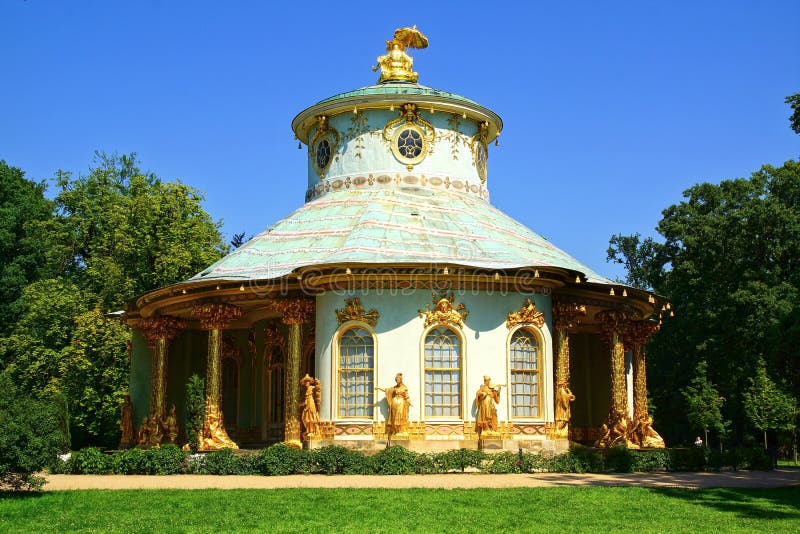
310 115 340 180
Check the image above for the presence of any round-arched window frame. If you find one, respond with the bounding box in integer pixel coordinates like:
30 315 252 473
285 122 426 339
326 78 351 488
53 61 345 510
337 325 375 418
423 326 462 418
508 328 541 418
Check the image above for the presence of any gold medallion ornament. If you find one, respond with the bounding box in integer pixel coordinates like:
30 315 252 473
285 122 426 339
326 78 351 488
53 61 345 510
383 103 435 169
418 291 469 328
506 298 545 329
470 121 489 184
335 297 380 326
372 26 429 84
309 115 340 179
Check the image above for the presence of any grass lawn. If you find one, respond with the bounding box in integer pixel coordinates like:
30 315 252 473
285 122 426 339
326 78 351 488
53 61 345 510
1 487 798 533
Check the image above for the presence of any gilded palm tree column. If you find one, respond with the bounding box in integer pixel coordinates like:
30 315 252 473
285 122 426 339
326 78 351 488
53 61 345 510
272 299 315 448
192 303 242 451
552 302 586 440
595 310 633 448
625 320 665 448
138 316 185 447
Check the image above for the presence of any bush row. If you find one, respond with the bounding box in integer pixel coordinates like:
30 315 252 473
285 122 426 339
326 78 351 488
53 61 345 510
52 444 774 476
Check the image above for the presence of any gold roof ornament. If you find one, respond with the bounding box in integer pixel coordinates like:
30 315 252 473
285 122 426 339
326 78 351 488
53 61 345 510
372 26 429 84
506 299 545 329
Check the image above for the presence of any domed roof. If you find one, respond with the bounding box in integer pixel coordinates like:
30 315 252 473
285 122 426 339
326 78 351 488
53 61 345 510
188 185 612 284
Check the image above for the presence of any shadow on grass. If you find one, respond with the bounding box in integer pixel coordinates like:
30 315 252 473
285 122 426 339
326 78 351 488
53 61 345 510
651 487 800 520
0 490 46 500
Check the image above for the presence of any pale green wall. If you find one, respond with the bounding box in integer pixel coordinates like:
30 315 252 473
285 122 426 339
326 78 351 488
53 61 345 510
315 288 553 425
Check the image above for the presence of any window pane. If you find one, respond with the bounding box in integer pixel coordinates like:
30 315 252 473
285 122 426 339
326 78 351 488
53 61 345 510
424 327 461 417
338 327 374 417
510 329 540 418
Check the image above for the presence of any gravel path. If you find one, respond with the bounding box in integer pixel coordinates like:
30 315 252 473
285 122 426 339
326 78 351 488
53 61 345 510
43 469 800 491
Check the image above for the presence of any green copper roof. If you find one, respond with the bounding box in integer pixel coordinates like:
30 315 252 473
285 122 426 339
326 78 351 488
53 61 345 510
315 82 481 107
189 187 612 285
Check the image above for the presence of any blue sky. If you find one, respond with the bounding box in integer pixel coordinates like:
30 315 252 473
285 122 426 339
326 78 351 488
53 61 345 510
2 1 798 280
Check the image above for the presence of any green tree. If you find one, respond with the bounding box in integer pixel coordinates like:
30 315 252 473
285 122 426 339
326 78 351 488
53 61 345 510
743 360 797 449
787 93 800 134
1 154 229 448
682 360 729 450
608 159 800 445
60 307 130 448
185 375 205 453
0 161 53 333
39 152 228 309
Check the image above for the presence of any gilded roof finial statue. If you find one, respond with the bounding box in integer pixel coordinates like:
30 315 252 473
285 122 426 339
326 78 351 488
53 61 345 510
372 26 429 84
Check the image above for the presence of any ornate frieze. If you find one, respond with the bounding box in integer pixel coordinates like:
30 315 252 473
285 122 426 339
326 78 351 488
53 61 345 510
418 291 469 328
305 172 490 202
335 297 380 326
506 298 545 329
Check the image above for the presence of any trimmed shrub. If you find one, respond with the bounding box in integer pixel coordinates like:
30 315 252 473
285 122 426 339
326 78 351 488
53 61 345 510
668 447 706 471
482 451 522 474
370 445 419 475
69 447 113 474
202 448 241 475
255 443 312 476
742 447 773 470
144 445 187 475
113 447 148 474
313 446 370 475
603 445 634 473
631 449 671 472
431 448 486 473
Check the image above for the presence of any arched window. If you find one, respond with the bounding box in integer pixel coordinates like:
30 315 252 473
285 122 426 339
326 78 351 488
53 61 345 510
424 327 461 417
338 326 374 418
509 329 541 418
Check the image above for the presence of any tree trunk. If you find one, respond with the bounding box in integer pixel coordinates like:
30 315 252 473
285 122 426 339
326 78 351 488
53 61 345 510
704 428 709 449
764 430 768 450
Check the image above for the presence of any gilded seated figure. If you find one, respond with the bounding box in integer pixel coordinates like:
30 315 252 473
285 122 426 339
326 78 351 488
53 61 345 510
475 376 502 438
372 26 428 84
378 373 411 438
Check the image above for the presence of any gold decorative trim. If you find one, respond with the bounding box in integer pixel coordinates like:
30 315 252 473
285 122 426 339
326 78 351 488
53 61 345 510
383 104 435 169
335 297 380 326
553 302 587 330
470 121 489 184
506 298 545 329
309 115 340 180
136 316 186 347
418 291 468 328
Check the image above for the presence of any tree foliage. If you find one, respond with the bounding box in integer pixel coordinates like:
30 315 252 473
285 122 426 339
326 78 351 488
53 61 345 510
743 360 797 449
0 154 228 449
682 360 729 448
787 93 800 135
0 161 52 334
608 159 800 446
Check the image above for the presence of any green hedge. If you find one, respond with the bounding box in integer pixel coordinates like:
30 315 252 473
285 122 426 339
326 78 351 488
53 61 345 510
52 444 774 476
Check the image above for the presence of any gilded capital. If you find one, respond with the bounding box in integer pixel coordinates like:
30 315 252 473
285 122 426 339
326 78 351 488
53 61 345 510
624 320 660 348
595 309 633 338
191 303 243 330
136 316 186 347
506 299 545 329
335 297 380 326
272 299 315 325
553 302 587 330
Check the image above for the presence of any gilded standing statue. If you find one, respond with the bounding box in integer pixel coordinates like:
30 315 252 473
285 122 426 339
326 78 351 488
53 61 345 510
300 374 321 439
378 373 411 438
475 376 502 437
